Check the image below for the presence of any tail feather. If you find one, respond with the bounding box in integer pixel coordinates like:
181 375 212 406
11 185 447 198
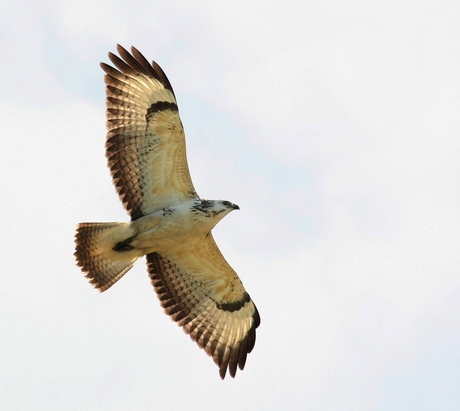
75 222 140 292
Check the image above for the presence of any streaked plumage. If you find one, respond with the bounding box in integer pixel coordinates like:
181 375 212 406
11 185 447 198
74 45 259 379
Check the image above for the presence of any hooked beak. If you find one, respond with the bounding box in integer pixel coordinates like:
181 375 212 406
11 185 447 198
232 203 240 210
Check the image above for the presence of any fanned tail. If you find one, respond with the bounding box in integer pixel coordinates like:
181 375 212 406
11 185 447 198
75 222 140 292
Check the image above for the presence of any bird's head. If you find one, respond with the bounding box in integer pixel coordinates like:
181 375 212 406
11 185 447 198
219 200 240 213
192 199 240 220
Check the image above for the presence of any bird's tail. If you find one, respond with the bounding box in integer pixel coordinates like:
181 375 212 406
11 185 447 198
74 222 141 292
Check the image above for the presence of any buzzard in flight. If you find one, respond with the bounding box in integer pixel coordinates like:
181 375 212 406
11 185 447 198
74 45 260 379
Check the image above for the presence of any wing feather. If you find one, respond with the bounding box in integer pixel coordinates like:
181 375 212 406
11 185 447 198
146 233 260 379
101 45 197 220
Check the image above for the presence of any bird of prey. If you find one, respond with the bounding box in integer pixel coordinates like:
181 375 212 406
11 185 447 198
74 45 260 379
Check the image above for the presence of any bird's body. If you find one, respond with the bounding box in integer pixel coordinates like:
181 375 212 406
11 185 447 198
74 45 259 379
127 199 236 251
76 199 239 271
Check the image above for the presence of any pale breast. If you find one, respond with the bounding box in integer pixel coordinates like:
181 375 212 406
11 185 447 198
130 202 215 252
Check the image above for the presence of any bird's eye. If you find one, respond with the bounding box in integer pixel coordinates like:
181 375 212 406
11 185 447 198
223 201 231 207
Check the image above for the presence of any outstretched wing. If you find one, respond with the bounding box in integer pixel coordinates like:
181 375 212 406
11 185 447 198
101 44 198 220
146 233 260 379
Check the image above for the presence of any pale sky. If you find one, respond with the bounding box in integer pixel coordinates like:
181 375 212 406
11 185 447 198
1 1 460 410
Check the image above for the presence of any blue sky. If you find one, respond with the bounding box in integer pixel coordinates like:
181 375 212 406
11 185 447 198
1 1 460 410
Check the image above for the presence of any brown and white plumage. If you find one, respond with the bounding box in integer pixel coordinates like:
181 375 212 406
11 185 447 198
74 45 259 379
102 46 196 219
147 233 259 379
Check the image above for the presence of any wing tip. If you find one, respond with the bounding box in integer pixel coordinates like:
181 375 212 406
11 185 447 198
100 45 175 96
